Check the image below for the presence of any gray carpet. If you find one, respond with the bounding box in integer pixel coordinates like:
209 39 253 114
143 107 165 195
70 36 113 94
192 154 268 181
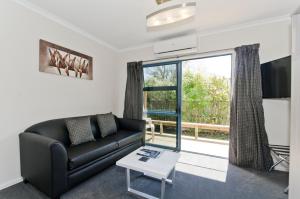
0 157 288 199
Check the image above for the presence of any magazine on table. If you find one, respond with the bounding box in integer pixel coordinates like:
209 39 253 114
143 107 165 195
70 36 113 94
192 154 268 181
137 148 161 159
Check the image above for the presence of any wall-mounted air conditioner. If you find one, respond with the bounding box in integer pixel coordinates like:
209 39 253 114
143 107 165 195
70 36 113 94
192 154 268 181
153 34 198 58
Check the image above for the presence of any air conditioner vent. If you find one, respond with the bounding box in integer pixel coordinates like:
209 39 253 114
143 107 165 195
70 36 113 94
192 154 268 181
153 35 198 57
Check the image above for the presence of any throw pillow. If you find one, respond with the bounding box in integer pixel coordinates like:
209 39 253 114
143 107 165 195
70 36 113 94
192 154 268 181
65 116 95 146
96 112 117 138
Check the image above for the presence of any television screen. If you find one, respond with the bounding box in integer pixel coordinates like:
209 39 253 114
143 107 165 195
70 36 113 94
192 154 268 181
261 56 291 98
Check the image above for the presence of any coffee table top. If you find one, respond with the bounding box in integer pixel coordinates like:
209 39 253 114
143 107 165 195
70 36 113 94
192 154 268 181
116 146 180 179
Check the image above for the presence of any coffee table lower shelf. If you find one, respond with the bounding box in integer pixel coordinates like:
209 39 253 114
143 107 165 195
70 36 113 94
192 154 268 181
125 168 176 199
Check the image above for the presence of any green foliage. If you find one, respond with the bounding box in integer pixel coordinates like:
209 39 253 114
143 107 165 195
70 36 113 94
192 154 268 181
182 70 230 125
144 65 230 126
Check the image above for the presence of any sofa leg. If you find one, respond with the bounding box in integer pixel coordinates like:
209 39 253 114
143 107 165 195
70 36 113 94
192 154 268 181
23 179 29 184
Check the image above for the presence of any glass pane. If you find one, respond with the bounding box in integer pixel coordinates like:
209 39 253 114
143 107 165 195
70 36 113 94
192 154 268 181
143 90 176 113
181 55 231 143
144 64 177 87
145 115 177 148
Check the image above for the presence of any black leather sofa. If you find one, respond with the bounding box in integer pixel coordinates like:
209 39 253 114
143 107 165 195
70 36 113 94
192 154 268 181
19 115 145 199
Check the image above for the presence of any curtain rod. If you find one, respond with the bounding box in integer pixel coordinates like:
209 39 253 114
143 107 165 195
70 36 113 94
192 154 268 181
142 47 235 64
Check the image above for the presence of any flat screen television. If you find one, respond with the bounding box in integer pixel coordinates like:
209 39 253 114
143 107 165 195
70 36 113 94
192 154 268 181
261 56 291 98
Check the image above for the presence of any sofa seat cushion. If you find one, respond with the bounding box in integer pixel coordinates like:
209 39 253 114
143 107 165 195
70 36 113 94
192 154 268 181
67 138 118 170
114 130 143 148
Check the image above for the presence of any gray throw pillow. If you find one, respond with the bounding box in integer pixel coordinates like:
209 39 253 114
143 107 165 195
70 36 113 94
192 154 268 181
65 116 95 146
96 113 117 138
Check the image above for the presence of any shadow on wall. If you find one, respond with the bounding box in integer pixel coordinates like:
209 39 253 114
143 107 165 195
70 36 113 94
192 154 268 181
295 6 300 14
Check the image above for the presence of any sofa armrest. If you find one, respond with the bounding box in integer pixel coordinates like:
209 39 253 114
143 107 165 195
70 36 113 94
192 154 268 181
116 118 146 132
19 132 68 198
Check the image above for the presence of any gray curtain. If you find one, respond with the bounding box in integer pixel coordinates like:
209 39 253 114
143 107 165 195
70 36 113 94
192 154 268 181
123 61 144 120
229 44 273 170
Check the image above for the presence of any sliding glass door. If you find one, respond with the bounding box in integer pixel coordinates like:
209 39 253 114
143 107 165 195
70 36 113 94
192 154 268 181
143 61 182 150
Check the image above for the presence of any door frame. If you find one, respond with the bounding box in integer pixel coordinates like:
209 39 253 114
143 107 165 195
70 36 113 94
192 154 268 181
143 52 234 151
179 53 234 152
143 61 182 151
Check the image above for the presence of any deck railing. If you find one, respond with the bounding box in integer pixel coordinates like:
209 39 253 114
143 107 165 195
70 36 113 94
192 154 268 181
148 120 229 140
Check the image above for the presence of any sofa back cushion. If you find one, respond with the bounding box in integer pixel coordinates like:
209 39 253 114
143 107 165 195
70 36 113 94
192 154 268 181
25 115 101 146
90 116 101 139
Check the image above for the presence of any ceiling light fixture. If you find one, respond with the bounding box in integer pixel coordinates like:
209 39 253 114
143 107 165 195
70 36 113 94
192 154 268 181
147 0 196 28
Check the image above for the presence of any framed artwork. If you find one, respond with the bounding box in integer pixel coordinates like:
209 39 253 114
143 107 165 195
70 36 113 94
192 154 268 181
39 39 93 80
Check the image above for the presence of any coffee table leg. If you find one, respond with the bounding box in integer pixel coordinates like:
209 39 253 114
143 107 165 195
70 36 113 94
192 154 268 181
126 168 130 191
125 168 167 199
166 167 176 185
171 167 176 183
161 178 166 199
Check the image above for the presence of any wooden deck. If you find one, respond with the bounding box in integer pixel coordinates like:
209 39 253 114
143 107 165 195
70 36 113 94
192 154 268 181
146 132 229 158
147 119 229 140
152 120 229 133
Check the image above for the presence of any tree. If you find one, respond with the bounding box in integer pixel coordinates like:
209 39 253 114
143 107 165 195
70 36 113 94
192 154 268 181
182 70 230 125
144 65 230 125
144 65 176 87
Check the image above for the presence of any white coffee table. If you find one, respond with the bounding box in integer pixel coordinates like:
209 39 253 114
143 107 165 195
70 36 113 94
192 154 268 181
116 146 180 199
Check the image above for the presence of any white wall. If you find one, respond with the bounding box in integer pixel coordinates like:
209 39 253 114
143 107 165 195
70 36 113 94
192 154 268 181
263 99 291 145
0 1 118 189
289 14 300 199
115 20 292 169
263 99 290 171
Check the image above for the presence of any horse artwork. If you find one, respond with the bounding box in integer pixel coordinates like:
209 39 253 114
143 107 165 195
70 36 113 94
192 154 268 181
39 39 93 80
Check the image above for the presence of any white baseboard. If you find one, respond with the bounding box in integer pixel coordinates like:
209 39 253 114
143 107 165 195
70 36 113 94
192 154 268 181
0 177 23 191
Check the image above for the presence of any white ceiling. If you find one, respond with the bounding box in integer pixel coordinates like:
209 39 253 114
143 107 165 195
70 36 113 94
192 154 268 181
23 0 300 50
